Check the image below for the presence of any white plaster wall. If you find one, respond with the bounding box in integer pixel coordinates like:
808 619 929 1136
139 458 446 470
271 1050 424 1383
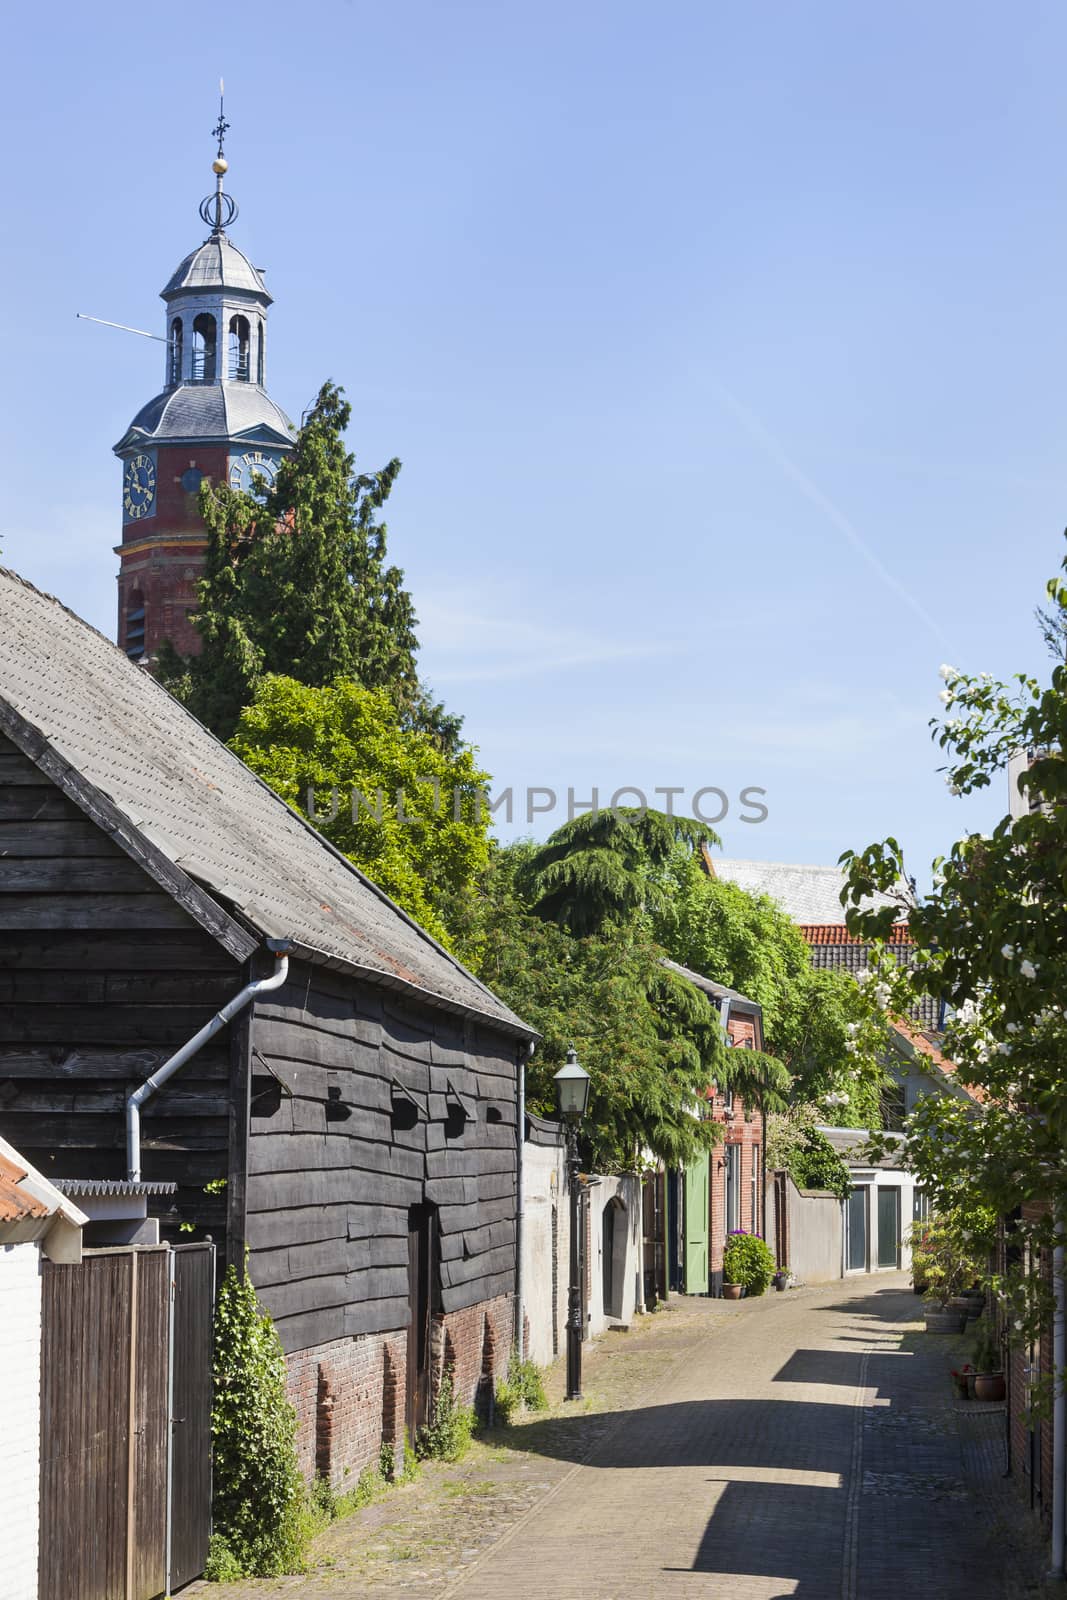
866 1169 916 1273
522 1148 643 1365
585 1175 642 1337
782 1177 843 1284
0 1241 42 1600
521 1139 568 1367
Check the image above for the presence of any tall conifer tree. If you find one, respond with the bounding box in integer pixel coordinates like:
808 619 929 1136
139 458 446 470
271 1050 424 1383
159 381 430 741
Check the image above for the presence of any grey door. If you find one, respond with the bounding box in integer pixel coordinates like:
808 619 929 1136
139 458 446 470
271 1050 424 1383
877 1187 900 1268
847 1186 868 1271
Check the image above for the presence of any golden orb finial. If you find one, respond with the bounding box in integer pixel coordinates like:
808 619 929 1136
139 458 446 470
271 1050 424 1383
213 157 229 175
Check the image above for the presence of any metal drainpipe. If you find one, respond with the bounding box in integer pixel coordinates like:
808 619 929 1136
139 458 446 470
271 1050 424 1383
1050 1223 1066 1580
126 938 293 1183
515 1039 534 1358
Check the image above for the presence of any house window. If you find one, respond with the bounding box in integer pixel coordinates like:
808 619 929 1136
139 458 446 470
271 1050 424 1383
256 320 265 384
751 1145 760 1235
913 1188 931 1223
228 314 251 380
880 1082 907 1132
192 313 217 382
725 1144 741 1234
168 318 183 385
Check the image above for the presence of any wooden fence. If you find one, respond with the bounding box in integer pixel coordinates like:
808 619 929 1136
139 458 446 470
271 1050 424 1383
38 1243 214 1600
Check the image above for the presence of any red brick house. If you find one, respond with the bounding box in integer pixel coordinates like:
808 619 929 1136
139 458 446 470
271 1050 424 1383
664 963 766 1297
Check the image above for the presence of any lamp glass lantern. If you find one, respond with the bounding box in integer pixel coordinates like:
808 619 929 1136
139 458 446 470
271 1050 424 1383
554 1048 591 1122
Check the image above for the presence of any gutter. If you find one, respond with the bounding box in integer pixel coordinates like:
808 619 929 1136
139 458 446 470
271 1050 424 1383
126 938 293 1183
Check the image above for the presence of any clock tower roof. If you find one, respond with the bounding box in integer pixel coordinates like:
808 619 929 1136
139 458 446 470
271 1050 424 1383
162 235 271 304
114 381 297 454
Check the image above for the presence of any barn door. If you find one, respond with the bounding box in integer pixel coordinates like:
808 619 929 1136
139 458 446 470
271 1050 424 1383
406 1204 438 1445
169 1244 215 1591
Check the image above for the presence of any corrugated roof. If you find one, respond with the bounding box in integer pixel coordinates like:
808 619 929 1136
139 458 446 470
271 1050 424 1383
0 569 534 1040
52 1179 178 1197
710 857 907 924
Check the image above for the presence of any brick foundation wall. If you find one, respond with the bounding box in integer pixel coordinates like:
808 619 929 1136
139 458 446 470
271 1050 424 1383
286 1292 513 1485
288 1328 408 1485
432 1293 513 1420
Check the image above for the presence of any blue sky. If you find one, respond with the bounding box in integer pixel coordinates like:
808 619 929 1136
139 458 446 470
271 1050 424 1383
3 0 1065 889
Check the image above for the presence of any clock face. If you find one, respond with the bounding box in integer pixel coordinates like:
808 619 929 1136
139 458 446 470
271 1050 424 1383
122 453 157 521
229 449 281 500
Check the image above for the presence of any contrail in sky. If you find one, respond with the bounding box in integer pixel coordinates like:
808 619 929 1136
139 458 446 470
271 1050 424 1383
718 385 950 647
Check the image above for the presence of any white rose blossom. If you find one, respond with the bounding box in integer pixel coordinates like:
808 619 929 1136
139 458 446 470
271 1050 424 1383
1020 959 1038 981
939 663 958 681
1001 944 1015 959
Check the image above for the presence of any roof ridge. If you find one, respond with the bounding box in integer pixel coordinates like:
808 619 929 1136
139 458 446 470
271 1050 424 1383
0 569 522 1031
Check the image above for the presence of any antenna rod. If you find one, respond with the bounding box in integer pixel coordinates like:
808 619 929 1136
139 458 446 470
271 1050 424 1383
76 313 171 345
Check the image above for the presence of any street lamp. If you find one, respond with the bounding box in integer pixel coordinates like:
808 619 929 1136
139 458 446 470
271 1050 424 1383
555 1046 591 1401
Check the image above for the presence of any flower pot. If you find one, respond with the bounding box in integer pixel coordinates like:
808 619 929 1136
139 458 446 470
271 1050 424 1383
952 1379 970 1401
772 1272 788 1292
722 1283 742 1300
924 1308 967 1334
966 1372 978 1400
974 1372 1006 1403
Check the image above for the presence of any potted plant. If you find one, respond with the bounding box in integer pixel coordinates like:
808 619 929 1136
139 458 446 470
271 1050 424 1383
950 1364 974 1401
722 1280 743 1300
723 1232 776 1299
772 1267 789 1292
972 1317 1006 1402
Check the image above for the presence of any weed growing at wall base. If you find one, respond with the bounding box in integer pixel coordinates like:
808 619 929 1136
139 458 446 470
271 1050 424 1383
415 1370 475 1462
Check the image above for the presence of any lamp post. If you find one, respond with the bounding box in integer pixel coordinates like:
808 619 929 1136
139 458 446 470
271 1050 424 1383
555 1047 591 1402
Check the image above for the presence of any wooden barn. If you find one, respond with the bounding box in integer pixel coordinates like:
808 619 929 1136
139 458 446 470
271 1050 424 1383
0 566 535 1481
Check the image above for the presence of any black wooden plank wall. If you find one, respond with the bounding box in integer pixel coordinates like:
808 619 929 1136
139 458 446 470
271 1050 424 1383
0 734 242 1236
247 965 519 1354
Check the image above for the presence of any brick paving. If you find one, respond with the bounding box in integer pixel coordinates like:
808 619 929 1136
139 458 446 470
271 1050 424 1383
204 1276 1049 1600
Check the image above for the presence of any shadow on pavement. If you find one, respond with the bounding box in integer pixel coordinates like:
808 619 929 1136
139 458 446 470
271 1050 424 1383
494 1394 853 1469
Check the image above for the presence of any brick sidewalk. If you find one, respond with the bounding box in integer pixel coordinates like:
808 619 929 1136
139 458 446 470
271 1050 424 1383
205 1278 1049 1600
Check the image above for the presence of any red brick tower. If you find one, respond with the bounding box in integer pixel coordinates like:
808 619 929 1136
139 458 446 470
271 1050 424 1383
113 107 296 659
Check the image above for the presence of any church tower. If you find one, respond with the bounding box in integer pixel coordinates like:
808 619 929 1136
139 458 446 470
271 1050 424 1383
113 103 296 659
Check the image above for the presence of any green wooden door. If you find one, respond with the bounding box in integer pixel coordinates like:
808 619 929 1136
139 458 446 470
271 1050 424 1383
684 1151 710 1294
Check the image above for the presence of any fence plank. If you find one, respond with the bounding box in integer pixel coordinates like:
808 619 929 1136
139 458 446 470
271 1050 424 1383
39 1254 131 1600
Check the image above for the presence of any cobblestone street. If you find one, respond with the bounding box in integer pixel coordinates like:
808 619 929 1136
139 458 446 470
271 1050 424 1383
204 1277 1049 1600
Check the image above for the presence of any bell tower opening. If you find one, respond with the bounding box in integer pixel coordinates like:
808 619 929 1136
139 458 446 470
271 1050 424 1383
228 315 251 381
192 313 217 383
168 318 183 387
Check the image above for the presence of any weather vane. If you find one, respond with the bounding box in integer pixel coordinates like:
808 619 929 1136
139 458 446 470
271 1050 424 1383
200 77 238 235
212 78 230 160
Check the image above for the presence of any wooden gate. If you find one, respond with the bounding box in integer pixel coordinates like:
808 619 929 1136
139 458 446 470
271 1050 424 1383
39 1243 214 1600
641 1170 666 1307
170 1245 215 1590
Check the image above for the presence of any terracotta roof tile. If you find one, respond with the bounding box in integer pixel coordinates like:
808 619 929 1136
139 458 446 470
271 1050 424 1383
799 923 912 946
0 1151 51 1223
